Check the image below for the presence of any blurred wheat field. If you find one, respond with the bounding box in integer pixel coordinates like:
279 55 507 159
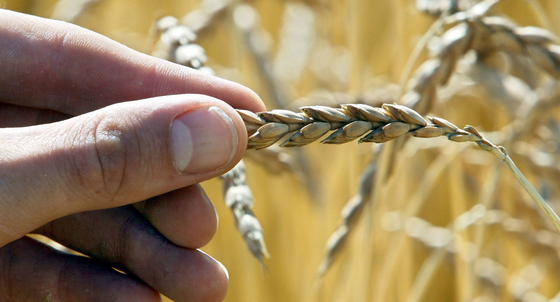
8 0 560 301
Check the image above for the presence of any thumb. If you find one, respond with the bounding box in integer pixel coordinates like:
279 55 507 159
0 94 248 247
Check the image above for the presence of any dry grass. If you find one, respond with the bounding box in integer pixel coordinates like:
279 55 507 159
10 0 560 301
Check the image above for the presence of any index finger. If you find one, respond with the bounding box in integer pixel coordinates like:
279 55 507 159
0 9 265 115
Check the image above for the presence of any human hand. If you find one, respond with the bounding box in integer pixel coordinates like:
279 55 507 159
0 9 265 302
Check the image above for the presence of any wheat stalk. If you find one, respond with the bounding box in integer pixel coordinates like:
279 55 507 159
407 215 558 302
238 103 560 234
404 204 486 302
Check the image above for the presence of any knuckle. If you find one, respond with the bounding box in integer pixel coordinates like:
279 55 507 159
70 115 143 204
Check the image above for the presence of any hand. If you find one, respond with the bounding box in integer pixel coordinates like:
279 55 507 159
0 9 265 302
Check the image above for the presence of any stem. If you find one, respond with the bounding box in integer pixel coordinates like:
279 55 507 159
502 153 560 233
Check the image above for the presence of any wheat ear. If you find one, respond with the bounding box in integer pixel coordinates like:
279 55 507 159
401 0 499 113
472 16 560 78
402 0 560 113
153 16 269 263
220 161 270 265
238 103 560 233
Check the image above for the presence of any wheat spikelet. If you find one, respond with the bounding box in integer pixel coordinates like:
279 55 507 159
282 86 397 279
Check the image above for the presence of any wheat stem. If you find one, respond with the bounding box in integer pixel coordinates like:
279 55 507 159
502 153 560 233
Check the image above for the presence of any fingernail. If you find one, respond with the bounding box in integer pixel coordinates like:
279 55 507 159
170 106 238 173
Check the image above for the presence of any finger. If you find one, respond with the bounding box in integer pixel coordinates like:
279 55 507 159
35 206 228 302
0 94 244 246
0 9 265 115
0 103 71 127
135 185 218 248
0 236 161 302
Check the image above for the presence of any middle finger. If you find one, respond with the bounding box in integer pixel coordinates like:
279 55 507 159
34 204 228 302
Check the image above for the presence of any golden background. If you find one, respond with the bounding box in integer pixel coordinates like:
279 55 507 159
6 0 560 301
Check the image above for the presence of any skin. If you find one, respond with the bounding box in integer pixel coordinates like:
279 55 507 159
0 9 266 302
